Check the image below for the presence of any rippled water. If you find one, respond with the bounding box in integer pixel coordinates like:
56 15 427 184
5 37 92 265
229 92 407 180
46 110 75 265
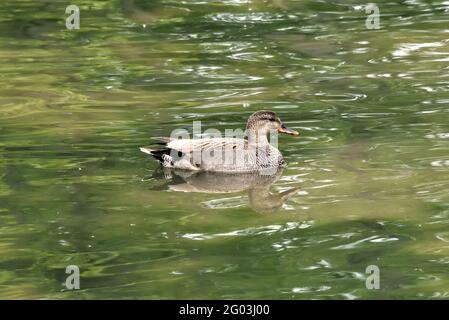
0 0 448 299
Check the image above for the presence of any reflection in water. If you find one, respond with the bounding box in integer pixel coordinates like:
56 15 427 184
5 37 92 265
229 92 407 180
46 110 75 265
148 168 300 213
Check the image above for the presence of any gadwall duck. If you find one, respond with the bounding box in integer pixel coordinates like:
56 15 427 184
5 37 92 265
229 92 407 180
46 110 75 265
140 110 299 173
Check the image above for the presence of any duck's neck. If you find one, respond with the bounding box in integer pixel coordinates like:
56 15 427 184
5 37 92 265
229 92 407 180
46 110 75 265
246 127 270 146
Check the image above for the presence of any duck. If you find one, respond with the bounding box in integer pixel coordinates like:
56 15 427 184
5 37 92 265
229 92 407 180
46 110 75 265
140 110 299 173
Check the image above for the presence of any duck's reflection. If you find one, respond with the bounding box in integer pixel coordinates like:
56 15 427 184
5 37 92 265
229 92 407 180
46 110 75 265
149 168 300 213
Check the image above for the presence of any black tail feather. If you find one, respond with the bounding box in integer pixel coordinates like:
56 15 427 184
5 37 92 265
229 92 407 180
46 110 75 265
140 147 171 163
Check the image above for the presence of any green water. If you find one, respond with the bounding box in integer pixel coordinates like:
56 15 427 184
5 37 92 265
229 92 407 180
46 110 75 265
0 0 448 299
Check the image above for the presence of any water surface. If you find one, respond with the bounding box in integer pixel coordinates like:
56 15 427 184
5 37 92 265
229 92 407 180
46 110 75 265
0 0 449 299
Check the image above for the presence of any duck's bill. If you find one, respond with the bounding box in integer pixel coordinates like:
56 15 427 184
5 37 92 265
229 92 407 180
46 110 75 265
278 125 299 136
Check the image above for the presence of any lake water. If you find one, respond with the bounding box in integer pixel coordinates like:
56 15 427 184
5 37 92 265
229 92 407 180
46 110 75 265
0 0 448 299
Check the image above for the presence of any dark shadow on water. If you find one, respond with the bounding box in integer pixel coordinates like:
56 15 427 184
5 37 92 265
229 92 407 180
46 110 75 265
144 168 300 213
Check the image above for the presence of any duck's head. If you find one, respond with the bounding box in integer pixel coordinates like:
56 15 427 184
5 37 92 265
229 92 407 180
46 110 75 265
246 110 299 136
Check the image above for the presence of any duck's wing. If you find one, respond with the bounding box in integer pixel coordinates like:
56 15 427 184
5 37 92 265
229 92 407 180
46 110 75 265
141 138 250 171
166 138 247 154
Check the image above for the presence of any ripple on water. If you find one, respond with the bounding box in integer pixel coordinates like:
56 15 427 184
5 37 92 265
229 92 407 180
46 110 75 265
392 42 446 59
207 12 291 24
332 235 400 250
180 221 314 241
425 133 449 139
0 96 47 119
291 286 331 294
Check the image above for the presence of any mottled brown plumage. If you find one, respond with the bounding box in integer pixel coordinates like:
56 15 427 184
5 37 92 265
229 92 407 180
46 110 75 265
140 110 299 173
